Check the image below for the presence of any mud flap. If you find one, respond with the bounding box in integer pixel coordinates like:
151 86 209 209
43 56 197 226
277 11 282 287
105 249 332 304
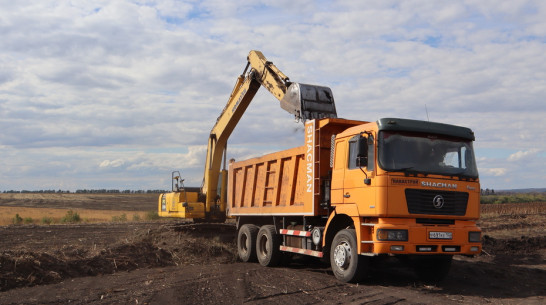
280 83 337 122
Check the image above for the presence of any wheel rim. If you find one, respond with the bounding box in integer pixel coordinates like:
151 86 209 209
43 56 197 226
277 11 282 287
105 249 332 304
259 234 269 257
333 241 351 269
241 233 248 254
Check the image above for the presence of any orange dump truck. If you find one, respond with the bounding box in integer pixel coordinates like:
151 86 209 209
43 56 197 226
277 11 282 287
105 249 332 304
229 117 481 282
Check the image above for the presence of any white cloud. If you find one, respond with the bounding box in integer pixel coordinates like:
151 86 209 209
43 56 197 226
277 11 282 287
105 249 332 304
480 168 507 177
99 159 125 168
507 149 540 162
0 1 545 191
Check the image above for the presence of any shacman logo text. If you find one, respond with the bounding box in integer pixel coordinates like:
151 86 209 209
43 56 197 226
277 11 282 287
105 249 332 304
305 122 314 193
421 181 457 189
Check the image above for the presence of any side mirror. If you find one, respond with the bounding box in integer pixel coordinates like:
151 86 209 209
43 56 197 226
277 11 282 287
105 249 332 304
356 136 368 167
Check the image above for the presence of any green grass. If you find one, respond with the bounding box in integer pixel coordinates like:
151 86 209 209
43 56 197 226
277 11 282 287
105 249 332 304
481 192 546 204
111 213 127 222
12 214 23 225
145 210 160 220
41 217 54 225
61 210 81 223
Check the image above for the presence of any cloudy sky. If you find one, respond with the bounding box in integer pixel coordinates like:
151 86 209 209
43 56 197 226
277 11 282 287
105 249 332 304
1 0 545 192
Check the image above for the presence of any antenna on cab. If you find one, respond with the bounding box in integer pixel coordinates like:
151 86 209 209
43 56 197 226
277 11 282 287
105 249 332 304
425 104 430 121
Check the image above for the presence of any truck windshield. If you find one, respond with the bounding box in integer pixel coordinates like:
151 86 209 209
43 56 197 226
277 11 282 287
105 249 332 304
378 131 479 178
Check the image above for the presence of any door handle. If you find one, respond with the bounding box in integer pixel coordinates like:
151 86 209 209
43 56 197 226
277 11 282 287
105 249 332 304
344 193 351 198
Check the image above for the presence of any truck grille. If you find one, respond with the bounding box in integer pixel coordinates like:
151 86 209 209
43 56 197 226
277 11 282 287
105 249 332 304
405 189 468 216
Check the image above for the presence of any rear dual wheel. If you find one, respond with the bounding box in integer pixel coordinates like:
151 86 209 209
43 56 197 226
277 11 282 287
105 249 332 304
256 225 282 267
238 224 283 266
237 224 259 262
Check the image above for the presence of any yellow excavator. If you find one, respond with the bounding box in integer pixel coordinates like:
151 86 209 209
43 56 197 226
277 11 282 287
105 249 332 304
158 50 337 222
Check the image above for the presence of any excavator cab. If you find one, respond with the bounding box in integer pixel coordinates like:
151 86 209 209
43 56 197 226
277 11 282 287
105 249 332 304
158 171 205 219
172 171 183 192
280 83 337 122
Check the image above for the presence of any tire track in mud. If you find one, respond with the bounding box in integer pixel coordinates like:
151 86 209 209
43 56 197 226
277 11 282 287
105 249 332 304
145 264 422 305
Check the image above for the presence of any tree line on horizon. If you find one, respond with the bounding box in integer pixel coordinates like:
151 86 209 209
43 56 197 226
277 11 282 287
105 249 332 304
481 188 495 195
2 189 168 194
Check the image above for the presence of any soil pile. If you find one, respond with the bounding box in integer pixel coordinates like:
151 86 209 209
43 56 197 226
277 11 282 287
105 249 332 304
0 223 237 291
483 235 546 255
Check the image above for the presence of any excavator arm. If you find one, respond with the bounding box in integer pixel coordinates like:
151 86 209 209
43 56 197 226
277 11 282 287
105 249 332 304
202 50 337 219
160 50 337 221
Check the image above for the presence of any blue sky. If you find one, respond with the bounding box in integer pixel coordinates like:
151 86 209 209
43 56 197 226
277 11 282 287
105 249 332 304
1 0 545 191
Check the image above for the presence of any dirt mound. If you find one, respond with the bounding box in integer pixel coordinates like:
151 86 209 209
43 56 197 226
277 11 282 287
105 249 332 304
143 223 238 266
0 241 171 291
0 224 237 292
482 234 546 255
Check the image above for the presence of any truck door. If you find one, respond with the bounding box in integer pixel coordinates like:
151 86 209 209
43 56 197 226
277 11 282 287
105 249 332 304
342 134 375 212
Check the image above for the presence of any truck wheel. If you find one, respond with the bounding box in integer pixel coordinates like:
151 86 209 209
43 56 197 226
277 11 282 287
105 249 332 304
237 224 259 262
330 229 367 283
413 255 452 283
256 225 282 267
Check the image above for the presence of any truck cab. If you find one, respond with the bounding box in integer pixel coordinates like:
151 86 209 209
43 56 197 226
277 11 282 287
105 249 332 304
326 117 481 281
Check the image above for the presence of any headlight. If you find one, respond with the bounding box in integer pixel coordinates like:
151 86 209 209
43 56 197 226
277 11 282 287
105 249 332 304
377 229 408 241
469 231 481 243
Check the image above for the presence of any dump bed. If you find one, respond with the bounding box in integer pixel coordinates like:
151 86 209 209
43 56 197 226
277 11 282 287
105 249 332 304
227 118 364 216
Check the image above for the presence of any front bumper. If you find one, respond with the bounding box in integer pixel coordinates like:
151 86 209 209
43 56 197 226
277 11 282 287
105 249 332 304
359 218 482 255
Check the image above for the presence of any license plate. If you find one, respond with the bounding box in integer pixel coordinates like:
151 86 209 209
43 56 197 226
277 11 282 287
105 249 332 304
429 231 452 239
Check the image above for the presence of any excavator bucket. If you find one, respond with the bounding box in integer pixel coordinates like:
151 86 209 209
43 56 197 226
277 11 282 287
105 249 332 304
280 83 337 122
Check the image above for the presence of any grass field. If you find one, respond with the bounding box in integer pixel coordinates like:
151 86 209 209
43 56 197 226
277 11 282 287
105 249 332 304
481 201 545 216
0 192 158 211
0 206 152 226
479 202 546 240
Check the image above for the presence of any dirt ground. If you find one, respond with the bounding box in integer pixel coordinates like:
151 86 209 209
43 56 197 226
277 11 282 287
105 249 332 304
0 196 544 305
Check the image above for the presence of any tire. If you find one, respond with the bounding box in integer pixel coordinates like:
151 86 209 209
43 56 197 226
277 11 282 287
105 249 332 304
412 255 452 283
237 224 259 262
330 229 368 283
256 225 282 267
